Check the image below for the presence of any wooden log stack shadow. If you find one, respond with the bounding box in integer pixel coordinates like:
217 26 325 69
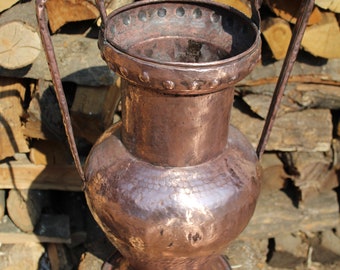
0 0 339 269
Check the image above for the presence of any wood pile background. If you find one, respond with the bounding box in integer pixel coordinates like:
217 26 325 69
0 0 339 269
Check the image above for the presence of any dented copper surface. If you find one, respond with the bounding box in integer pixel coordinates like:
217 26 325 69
36 0 314 267
84 0 262 269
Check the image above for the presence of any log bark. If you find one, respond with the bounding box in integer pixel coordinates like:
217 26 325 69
239 57 340 88
241 83 340 119
261 17 292 60
231 100 333 152
260 153 287 193
278 151 338 201
301 12 340 59
240 190 339 239
286 84 340 110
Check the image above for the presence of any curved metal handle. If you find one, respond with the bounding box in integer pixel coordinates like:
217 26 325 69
251 0 262 30
96 0 108 28
256 0 315 158
36 0 85 182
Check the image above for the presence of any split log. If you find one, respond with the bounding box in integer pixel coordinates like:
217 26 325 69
0 77 29 160
260 153 287 193
0 1 41 69
47 243 73 270
315 0 340 13
230 100 333 152
261 17 292 60
214 0 252 17
6 189 43 233
0 189 5 220
242 83 340 119
23 79 66 141
78 252 105 270
0 214 71 243
286 84 340 110
301 12 340 59
0 242 45 270
71 113 104 144
101 76 122 129
0 0 38 28
29 140 71 165
238 57 340 89
0 0 19 13
242 92 299 119
274 232 309 259
0 21 41 69
45 0 99 33
70 77 122 143
240 190 339 239
278 151 338 201
0 1 113 85
0 157 82 191
265 0 322 25
0 33 113 86
320 230 340 257
225 239 268 270
71 85 110 116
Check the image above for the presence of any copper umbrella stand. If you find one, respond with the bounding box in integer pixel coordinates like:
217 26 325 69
36 0 314 269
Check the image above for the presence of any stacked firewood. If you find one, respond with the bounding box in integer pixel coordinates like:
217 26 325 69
0 0 339 269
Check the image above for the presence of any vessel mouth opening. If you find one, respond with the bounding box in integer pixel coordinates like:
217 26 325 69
105 0 259 66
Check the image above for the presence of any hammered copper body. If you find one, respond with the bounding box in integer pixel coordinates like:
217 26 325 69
35 0 315 268
84 1 262 269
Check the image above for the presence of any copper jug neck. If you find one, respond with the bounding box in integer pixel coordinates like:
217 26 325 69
121 83 234 167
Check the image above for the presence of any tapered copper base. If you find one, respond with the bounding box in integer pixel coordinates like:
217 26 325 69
102 252 232 270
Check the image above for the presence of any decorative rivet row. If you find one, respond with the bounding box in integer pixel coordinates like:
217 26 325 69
112 65 225 91
162 80 175 90
139 71 150 83
119 67 129 77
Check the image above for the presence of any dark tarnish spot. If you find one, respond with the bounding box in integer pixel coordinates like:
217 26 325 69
229 167 243 189
168 242 173 247
160 229 164 236
188 232 202 243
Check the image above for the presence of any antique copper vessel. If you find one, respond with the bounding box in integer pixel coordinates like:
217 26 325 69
36 0 314 268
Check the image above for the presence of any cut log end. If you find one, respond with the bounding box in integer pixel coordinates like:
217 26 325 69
0 21 41 70
262 17 292 60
